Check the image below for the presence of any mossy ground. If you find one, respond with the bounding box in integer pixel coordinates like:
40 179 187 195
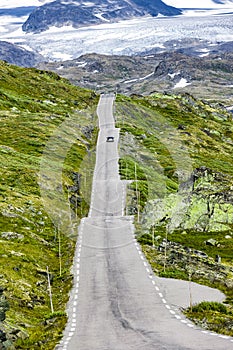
184 301 233 337
0 61 98 348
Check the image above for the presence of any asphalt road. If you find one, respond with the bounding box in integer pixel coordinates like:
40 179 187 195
57 94 233 350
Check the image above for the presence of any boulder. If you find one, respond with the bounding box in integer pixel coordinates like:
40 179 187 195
205 238 219 247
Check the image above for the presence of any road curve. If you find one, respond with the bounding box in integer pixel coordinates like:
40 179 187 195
57 94 233 350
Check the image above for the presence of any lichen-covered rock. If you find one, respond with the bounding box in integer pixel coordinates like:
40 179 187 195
143 167 233 233
0 288 15 350
0 290 9 323
1 232 24 241
0 339 15 350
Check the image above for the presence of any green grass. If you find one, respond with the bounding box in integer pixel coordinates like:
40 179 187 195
0 61 98 348
116 93 233 176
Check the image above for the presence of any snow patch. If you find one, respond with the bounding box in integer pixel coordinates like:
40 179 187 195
95 13 110 22
198 47 210 57
139 72 154 81
123 78 138 84
199 48 210 52
124 72 154 84
76 61 87 67
0 27 8 33
174 78 191 89
61 1 80 5
168 71 180 79
83 2 95 6
199 52 210 57
43 25 76 34
163 0 233 17
51 51 73 60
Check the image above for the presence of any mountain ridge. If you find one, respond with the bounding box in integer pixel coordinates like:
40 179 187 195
37 47 233 106
22 0 182 33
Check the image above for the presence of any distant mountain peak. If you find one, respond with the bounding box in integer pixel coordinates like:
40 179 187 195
22 0 182 33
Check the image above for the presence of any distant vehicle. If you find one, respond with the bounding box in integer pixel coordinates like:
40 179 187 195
106 136 114 142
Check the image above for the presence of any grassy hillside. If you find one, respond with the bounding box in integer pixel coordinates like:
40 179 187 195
0 61 98 349
115 92 233 336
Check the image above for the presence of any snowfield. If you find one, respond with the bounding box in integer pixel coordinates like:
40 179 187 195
164 0 233 9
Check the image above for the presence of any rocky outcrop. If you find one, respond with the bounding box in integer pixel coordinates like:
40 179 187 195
22 0 181 33
144 166 233 233
144 241 233 288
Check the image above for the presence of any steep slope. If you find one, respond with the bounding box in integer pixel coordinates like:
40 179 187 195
22 0 181 33
0 61 98 349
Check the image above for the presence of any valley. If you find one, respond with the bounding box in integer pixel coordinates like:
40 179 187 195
0 61 232 349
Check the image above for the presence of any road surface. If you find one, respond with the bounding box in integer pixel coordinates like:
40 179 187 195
57 94 233 350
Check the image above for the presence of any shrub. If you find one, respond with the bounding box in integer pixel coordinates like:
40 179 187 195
191 301 228 314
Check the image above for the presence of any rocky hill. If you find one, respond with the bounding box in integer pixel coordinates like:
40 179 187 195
38 46 233 107
22 0 181 33
0 41 44 68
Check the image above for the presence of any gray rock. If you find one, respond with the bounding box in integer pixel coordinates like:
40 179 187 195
205 238 219 247
1 232 24 241
14 330 28 341
0 330 6 342
0 290 9 323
